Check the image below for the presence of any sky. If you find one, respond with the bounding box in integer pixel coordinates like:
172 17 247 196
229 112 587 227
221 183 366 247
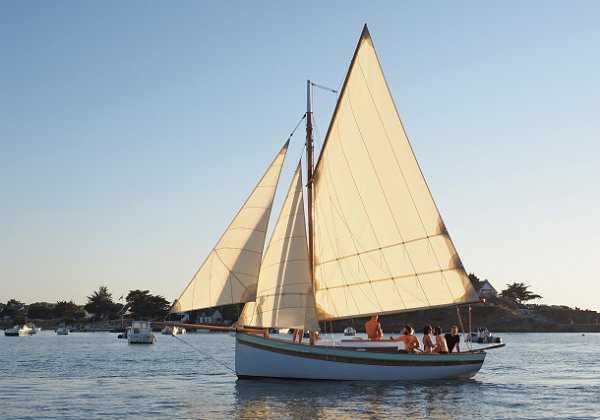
1 1 598 312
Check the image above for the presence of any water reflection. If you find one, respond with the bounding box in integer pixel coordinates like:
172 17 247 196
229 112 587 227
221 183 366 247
234 378 484 419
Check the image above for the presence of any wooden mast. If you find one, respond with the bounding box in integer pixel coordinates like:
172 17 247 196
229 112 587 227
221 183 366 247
306 80 315 281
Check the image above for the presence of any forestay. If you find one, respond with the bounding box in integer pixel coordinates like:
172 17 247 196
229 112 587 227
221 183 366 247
171 141 289 313
312 28 479 320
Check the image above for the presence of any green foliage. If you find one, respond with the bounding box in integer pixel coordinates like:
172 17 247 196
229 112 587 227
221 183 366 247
84 286 120 320
126 290 170 320
27 302 55 319
500 282 542 305
1 299 25 319
54 300 86 322
220 304 244 322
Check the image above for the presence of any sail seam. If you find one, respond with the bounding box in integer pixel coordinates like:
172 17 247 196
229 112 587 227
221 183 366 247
315 235 444 266
172 143 288 312
215 247 263 255
317 267 461 291
226 227 267 233
353 55 432 307
316 151 389 313
258 257 309 272
358 44 461 302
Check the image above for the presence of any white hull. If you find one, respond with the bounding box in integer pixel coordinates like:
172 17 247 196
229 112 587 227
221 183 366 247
128 321 156 344
4 325 34 337
162 326 186 335
128 332 156 344
235 334 485 381
56 327 69 335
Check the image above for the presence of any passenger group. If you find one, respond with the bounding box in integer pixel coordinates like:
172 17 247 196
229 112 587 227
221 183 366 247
365 316 463 354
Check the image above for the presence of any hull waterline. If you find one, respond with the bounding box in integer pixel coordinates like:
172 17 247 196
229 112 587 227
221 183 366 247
235 334 485 381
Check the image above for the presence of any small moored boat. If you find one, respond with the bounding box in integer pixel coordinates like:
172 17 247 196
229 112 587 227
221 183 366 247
4 325 34 337
56 325 69 335
343 327 356 336
466 327 502 344
128 321 156 344
161 326 186 335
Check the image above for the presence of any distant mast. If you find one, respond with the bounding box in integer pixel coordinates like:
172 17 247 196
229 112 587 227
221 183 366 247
306 80 315 281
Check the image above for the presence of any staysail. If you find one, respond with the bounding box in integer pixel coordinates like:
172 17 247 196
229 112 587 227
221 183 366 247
238 163 319 331
170 141 289 313
312 26 479 320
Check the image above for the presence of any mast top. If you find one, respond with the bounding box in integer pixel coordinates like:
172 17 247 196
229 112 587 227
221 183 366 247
361 23 370 39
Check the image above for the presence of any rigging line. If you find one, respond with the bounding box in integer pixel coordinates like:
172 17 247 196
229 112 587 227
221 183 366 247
289 113 307 140
310 81 338 93
317 268 461 295
319 130 394 313
315 234 450 265
314 199 362 316
171 335 236 374
319 196 383 315
356 56 459 301
357 56 469 304
316 192 440 307
212 250 255 302
177 157 281 309
455 307 465 334
351 60 429 307
316 183 384 315
329 110 399 308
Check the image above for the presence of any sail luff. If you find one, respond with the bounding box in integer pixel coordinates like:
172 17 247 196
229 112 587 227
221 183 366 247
306 80 315 298
170 141 289 314
312 27 479 321
238 163 319 331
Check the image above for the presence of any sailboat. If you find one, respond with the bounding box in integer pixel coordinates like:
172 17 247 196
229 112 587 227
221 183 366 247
166 25 490 380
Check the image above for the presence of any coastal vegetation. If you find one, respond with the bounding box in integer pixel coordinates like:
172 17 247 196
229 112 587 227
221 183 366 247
500 282 543 305
0 286 171 328
125 289 170 320
0 277 598 332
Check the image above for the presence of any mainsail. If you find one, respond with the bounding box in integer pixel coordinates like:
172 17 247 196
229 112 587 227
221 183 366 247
238 163 319 331
171 141 289 313
312 26 479 320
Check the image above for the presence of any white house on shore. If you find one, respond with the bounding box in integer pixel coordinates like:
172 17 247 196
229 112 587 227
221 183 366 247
196 309 223 324
477 280 498 300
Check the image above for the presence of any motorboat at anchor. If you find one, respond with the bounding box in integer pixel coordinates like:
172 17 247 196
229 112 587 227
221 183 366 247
466 327 502 344
56 325 69 335
161 326 186 335
127 321 157 344
343 327 357 336
4 325 34 337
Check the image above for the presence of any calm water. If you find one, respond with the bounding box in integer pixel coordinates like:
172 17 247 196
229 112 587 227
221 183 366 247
0 332 598 419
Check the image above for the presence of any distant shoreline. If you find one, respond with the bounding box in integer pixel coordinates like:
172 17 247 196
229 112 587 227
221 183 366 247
3 303 599 334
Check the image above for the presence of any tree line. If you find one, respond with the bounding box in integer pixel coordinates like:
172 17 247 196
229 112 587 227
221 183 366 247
1 275 547 325
0 286 170 324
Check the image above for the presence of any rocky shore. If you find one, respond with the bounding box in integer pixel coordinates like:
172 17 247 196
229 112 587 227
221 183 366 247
331 303 600 334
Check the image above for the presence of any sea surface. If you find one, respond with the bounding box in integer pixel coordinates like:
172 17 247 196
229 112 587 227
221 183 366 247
0 331 598 419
